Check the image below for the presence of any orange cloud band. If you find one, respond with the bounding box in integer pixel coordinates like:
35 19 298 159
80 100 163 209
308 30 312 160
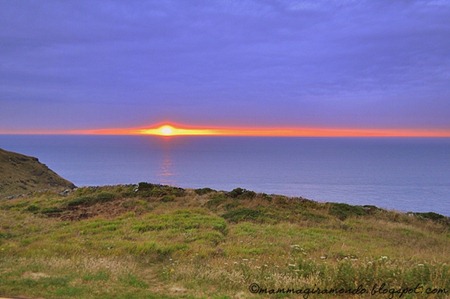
67 125 450 137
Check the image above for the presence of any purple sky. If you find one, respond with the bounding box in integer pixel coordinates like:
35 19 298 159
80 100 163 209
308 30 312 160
1 0 450 132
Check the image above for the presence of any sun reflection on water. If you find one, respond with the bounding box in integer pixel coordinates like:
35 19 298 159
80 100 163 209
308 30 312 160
156 138 176 186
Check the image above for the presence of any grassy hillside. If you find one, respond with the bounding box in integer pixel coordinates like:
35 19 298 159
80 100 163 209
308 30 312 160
0 148 75 198
0 183 449 298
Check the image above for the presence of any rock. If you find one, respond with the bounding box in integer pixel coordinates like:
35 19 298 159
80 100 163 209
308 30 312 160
59 189 72 196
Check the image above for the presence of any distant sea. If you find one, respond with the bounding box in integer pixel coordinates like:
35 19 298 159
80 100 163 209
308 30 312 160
1 135 449 216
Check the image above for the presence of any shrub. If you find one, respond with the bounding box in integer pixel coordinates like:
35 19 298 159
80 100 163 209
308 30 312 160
206 194 227 210
328 203 367 220
228 187 256 199
166 186 186 197
67 196 94 207
137 183 186 198
414 212 449 223
195 188 215 195
66 192 116 207
137 182 155 191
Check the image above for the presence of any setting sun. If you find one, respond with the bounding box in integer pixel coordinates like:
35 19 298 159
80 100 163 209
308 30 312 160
160 125 174 136
137 124 216 136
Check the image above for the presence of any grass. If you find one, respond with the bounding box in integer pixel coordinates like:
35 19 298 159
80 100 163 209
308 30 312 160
0 148 75 198
0 183 449 298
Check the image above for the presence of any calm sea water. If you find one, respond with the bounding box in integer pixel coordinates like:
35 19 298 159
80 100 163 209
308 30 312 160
1 135 449 216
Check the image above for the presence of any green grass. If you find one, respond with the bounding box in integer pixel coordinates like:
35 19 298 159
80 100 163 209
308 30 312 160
0 184 449 298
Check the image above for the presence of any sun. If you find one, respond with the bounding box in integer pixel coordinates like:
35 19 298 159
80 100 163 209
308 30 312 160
137 124 216 136
160 125 174 136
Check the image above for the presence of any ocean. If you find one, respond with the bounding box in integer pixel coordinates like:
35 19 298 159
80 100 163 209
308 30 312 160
1 135 449 216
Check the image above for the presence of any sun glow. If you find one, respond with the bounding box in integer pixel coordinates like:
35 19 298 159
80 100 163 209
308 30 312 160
138 124 216 136
58 123 450 137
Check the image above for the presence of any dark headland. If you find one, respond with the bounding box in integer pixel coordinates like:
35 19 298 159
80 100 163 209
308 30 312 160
0 148 76 198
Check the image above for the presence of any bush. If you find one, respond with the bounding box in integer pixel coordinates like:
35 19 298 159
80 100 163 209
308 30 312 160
137 183 186 198
66 192 116 207
362 205 381 215
228 187 256 199
414 212 446 221
165 186 186 197
328 203 367 220
195 188 215 195
137 182 155 191
67 196 94 207
206 194 227 210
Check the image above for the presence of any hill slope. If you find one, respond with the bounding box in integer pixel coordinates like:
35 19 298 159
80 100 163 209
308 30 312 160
0 148 75 198
0 183 449 298
0 151 449 298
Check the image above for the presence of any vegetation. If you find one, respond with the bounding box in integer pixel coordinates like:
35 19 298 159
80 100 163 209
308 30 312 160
0 148 75 198
0 183 449 298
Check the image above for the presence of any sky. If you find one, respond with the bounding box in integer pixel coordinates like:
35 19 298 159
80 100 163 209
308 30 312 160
1 0 450 135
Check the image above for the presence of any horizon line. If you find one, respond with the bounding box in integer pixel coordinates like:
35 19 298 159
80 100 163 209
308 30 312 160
1 123 450 137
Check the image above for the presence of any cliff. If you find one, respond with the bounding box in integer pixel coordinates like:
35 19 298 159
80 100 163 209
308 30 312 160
0 148 75 198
